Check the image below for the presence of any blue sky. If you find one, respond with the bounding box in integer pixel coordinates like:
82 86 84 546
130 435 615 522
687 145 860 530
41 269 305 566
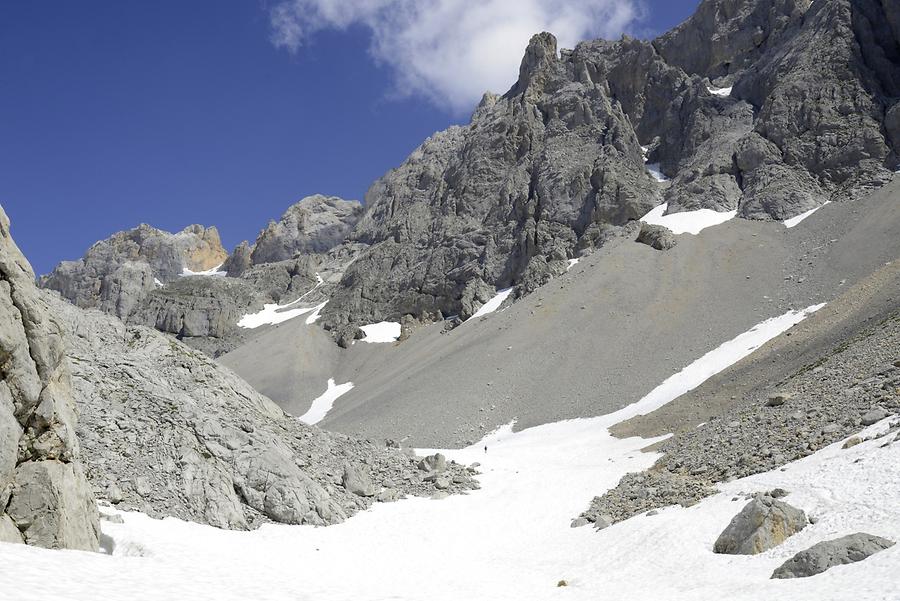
1 1 698 275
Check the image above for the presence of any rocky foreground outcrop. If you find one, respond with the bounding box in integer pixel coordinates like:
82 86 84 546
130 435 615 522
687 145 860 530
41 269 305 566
0 206 99 550
48 294 477 530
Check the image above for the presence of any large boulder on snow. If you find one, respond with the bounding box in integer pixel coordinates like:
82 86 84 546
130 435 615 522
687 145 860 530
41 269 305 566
713 495 807 555
771 533 895 578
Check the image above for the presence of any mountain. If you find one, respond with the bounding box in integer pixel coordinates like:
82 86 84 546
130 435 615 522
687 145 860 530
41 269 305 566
4 0 900 597
315 0 900 335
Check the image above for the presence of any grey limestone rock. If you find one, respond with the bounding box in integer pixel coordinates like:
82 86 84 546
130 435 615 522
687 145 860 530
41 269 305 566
636 223 678 251
713 495 807 554
249 195 364 265
417 453 448 473
342 465 377 497
49 293 476 530
771 532 895 578
222 240 253 277
40 223 228 320
0 205 99 551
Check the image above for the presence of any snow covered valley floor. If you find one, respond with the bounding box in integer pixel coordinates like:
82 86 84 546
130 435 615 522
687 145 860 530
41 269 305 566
1 310 898 601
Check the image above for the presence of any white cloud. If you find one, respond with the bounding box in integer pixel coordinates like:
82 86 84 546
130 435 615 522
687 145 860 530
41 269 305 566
269 0 643 114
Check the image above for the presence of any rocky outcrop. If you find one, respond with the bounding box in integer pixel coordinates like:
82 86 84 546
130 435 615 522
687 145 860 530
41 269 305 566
40 223 227 320
713 495 807 554
249 195 364 265
0 206 99 550
129 276 260 356
48 294 477 530
771 532 895 578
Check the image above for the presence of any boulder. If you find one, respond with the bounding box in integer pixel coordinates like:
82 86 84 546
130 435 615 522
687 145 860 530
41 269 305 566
417 453 448 473
772 533 895 578
342 465 377 497
861 408 889 426
636 223 678 251
713 495 807 554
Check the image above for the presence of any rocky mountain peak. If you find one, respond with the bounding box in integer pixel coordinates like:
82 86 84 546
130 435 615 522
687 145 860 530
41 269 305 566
247 195 364 266
511 31 559 95
40 221 228 321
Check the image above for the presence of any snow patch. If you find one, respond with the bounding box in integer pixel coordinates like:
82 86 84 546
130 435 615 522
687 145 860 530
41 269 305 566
641 145 669 182
237 302 320 329
180 263 226 277
297 378 354 425
707 85 733 97
467 287 513 321
641 202 738 235
646 163 669 182
618 303 825 421
359 321 401 343
237 274 327 329
304 301 327 325
153 278 163 288
783 201 830 228
566 258 580 271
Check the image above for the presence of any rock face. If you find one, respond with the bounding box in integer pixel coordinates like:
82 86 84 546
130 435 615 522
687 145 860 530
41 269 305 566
713 495 807 554
0 206 99 550
249 195 364 265
771 532 895 578
40 223 227 320
48 294 476 530
319 0 900 330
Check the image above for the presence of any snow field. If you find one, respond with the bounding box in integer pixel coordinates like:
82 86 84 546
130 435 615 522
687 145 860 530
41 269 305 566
1 304 895 601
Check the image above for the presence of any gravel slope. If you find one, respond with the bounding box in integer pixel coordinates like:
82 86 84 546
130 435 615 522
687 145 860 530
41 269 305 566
220 179 900 448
